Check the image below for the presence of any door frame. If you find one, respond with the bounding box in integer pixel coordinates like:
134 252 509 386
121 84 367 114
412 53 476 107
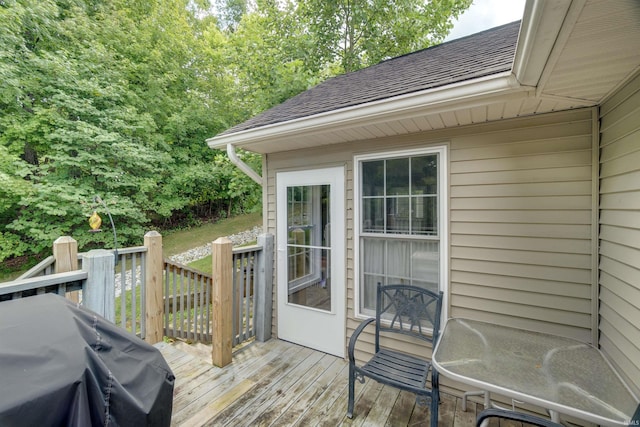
276 166 346 357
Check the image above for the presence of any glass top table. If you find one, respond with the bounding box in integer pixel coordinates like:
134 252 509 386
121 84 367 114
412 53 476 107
432 318 638 426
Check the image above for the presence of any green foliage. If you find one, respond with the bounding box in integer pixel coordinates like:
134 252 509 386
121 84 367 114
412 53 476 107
225 0 318 117
0 0 469 265
298 0 474 72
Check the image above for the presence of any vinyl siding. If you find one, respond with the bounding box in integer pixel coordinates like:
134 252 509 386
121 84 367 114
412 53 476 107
449 109 596 344
264 108 597 365
598 71 640 396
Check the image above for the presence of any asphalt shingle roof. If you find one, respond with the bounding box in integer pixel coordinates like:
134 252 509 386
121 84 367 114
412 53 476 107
221 20 521 136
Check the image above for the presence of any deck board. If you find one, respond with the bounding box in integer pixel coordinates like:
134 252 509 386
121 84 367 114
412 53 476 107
155 339 502 427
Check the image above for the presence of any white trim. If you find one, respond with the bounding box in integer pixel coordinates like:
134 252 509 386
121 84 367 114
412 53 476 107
353 145 449 323
512 0 572 87
590 107 600 346
276 166 346 358
207 73 523 151
533 0 586 98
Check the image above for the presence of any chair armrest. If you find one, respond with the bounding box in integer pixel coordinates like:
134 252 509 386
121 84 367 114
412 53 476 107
477 408 561 427
348 317 375 364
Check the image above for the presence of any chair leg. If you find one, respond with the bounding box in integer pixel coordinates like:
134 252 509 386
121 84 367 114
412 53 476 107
430 371 439 427
430 387 439 427
347 364 355 418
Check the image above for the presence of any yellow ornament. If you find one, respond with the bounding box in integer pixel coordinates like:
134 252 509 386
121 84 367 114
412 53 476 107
89 210 102 231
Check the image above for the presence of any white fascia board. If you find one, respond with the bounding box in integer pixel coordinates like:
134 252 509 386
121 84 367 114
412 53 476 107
207 72 525 151
512 0 572 87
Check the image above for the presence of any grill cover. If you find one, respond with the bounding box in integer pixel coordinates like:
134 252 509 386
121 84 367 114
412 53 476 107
0 293 175 426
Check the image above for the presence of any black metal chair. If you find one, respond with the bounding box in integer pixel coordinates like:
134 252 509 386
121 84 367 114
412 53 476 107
476 403 640 427
347 283 443 426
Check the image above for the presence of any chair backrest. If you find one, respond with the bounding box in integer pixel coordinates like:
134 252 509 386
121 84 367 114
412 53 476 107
375 283 443 352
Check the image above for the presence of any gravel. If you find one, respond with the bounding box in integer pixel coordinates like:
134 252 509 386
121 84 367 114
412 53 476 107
168 225 263 265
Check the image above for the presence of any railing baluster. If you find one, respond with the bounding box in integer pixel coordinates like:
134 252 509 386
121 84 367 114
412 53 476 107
132 252 138 336
140 251 146 340
244 253 251 341
179 269 185 339
120 253 127 329
172 268 177 338
194 272 200 341
164 264 170 338
196 272 199 341
206 275 211 341
236 254 243 343
232 260 238 345
187 271 192 342
201 274 206 342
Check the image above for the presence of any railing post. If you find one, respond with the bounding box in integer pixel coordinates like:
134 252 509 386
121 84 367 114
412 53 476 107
82 249 115 321
53 236 79 302
144 231 164 344
212 237 233 367
255 234 274 342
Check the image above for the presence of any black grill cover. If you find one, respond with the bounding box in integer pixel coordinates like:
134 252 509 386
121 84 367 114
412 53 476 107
0 293 175 426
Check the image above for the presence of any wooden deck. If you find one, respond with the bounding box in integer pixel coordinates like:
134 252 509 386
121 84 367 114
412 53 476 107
156 338 500 427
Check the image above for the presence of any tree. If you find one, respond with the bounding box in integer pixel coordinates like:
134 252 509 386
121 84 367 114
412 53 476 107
298 0 473 73
224 0 318 116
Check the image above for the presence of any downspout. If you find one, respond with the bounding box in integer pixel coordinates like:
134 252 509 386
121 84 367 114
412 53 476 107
226 143 263 186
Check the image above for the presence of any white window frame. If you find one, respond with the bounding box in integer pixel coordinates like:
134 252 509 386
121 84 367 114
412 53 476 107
353 145 449 321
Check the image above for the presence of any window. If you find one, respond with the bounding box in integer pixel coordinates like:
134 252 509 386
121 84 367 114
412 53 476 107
286 185 329 300
356 147 447 317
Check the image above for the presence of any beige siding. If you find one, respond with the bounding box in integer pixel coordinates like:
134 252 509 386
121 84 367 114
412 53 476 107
449 109 595 343
264 109 596 365
599 71 640 396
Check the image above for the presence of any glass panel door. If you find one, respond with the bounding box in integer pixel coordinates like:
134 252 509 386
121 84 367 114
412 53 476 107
277 167 345 357
286 184 331 311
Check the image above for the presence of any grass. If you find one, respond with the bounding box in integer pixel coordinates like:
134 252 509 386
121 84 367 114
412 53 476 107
162 212 262 257
187 257 212 274
115 284 142 333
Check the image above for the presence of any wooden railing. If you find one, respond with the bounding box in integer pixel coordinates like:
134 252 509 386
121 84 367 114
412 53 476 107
0 233 163 344
232 245 258 346
0 270 86 301
15 256 55 280
114 246 148 339
0 231 274 368
164 261 212 342
162 234 274 363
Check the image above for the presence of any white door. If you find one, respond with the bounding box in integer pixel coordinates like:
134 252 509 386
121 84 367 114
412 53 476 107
276 167 345 357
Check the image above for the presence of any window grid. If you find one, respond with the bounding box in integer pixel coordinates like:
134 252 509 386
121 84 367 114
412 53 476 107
359 151 442 315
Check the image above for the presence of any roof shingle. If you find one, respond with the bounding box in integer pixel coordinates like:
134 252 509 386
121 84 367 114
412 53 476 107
221 20 520 136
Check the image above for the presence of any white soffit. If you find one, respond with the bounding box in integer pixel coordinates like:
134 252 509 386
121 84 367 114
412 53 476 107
537 0 640 103
512 0 573 87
